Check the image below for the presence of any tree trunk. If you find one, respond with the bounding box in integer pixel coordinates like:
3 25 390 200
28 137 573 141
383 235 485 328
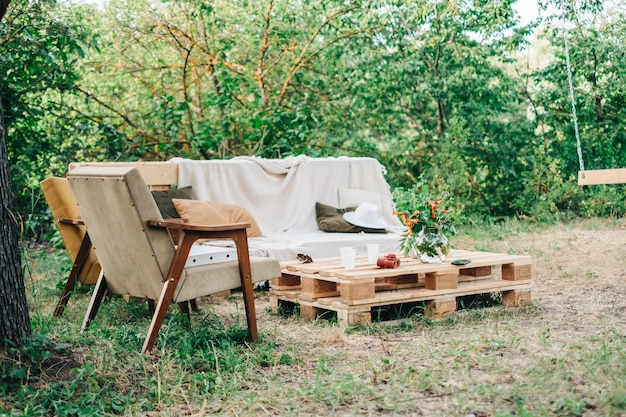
0 90 31 346
0 0 8 21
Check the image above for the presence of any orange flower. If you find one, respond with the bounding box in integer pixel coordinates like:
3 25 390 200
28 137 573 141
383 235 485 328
430 199 445 219
392 209 423 235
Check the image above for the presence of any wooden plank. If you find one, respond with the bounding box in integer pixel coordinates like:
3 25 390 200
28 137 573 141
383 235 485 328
460 266 492 277
333 279 532 307
503 288 532 307
578 168 626 185
332 252 531 279
69 162 178 187
458 273 493 283
425 296 457 318
272 249 533 324
385 274 420 286
425 272 458 290
287 257 343 273
300 276 339 300
502 264 532 281
270 279 532 324
340 281 376 305
304 279 531 308
335 305 372 325
271 273 301 290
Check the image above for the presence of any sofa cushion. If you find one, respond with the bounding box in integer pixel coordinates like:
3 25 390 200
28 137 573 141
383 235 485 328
173 199 263 237
315 202 386 234
151 186 193 219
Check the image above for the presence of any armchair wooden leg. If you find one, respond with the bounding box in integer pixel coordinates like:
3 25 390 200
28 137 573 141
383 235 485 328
81 271 107 332
141 231 193 354
54 272 78 318
142 279 176 354
54 232 93 317
178 301 191 326
231 231 257 343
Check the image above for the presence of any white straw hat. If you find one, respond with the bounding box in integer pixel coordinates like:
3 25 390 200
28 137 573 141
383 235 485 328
343 202 387 229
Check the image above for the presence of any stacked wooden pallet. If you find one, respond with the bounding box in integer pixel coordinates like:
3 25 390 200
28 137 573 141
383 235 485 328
270 250 532 324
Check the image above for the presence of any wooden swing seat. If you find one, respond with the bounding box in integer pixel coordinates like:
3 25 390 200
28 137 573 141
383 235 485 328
578 168 626 185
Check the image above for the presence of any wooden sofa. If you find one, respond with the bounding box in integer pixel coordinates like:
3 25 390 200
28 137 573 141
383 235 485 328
69 156 404 262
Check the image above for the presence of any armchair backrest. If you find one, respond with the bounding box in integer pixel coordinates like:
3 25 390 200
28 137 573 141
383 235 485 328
40 177 101 285
68 166 175 300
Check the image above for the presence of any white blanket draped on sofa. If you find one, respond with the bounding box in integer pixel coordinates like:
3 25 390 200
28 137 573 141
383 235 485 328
172 156 404 261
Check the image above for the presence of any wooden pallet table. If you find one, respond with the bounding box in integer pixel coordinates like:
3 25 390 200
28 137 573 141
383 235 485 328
270 249 532 324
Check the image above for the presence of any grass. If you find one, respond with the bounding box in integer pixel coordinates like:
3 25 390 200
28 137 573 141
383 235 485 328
2 217 626 416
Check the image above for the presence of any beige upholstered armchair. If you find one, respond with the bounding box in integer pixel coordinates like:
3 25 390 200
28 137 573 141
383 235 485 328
68 166 281 354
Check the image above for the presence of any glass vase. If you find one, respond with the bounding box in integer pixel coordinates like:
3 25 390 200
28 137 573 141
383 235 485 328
411 229 449 264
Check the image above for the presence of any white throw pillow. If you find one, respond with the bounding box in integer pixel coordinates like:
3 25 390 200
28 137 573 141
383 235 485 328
338 187 382 210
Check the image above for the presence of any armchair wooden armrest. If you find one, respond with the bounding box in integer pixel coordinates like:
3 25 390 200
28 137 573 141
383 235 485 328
58 217 85 226
147 219 250 236
147 219 251 246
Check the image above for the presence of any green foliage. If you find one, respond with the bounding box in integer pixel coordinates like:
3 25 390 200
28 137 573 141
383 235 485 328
393 183 461 229
2 311 294 415
5 0 626 241
70 0 369 161
519 0 626 219
315 1 545 218
1 0 91 238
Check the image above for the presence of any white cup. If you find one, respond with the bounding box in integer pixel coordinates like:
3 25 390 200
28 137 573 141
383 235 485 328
340 247 356 269
367 244 380 264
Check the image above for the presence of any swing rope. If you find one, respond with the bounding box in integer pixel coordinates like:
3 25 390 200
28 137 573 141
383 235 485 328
564 30 585 176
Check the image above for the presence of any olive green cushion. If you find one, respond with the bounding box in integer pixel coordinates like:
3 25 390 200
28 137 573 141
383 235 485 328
151 186 193 219
315 202 387 234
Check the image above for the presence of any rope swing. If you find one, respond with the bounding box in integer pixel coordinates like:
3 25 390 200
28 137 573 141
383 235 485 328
564 31 585 174
564 30 626 185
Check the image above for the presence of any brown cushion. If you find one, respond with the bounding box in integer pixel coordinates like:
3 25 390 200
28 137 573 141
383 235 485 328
315 202 387 233
151 186 193 219
173 199 263 237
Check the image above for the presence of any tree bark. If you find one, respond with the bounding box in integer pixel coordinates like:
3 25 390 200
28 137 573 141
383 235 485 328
0 0 32 346
0 0 9 21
